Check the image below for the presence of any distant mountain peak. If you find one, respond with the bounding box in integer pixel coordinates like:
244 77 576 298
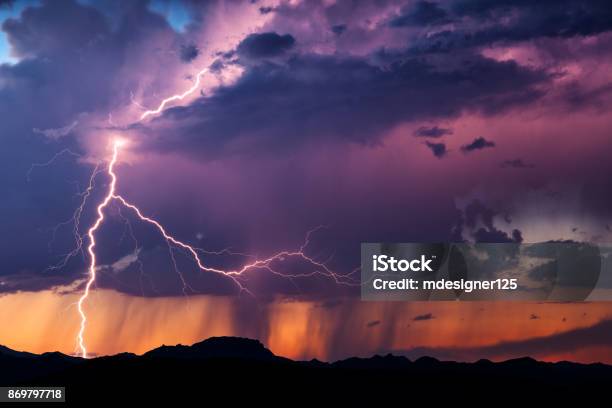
144 336 278 361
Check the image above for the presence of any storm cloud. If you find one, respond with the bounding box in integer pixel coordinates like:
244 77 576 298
405 0 612 54
2 0 612 299
461 137 496 153
389 1 451 27
236 32 295 59
145 52 547 158
425 141 447 158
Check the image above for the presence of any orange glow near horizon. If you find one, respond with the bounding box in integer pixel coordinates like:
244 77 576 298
0 289 610 363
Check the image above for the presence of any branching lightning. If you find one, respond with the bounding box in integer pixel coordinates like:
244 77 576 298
74 139 356 358
35 66 358 359
27 148 81 182
77 140 122 358
44 163 102 273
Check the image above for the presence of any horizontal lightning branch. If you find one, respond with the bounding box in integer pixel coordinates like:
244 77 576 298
74 141 357 358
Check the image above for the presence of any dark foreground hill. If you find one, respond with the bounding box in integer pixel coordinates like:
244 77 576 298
1 337 611 403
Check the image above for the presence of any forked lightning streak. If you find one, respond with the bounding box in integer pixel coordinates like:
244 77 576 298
66 68 358 358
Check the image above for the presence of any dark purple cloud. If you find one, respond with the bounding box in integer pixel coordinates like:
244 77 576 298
455 200 523 243
3 2 108 59
452 0 612 38
259 6 274 15
145 52 547 158
331 24 347 35
179 43 199 63
0 0 15 9
406 0 612 54
390 1 451 27
473 227 523 243
236 32 295 59
464 200 497 229
425 141 447 158
461 137 496 153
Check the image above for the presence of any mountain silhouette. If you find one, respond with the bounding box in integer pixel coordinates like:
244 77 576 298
1 337 610 403
143 336 281 361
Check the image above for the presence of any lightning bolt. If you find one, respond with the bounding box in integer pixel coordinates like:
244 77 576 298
36 66 359 358
76 140 122 358
75 139 357 357
139 68 208 121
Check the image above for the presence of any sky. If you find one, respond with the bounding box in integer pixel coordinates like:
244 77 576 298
0 0 611 362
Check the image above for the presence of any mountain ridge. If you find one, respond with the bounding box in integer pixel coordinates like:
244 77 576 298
2 336 610 403
2 335 610 367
